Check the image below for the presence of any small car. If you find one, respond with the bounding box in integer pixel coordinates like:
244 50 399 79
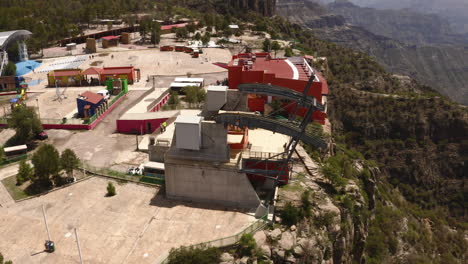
97 90 110 100
133 167 143 176
36 131 48 140
127 167 136 175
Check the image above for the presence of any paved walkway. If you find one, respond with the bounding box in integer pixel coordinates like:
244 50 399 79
0 177 255 264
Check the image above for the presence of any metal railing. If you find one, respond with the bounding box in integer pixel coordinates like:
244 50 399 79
242 150 287 161
80 162 165 186
40 118 85 125
160 211 270 264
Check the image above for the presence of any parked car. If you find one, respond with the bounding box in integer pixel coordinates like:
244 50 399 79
133 167 143 176
97 89 110 100
127 167 136 175
36 131 48 140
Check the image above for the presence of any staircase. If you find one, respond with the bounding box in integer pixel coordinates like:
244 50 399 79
288 57 314 80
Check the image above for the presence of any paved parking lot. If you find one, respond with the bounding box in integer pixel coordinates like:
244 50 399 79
0 177 256 264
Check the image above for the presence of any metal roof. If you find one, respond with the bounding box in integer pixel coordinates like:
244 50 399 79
78 91 104 105
101 67 134 75
173 77 204 83
170 82 201 88
143 161 165 170
49 69 82 77
119 110 179 121
0 30 32 50
101 35 119 41
4 144 27 153
175 115 203 124
207 86 228 92
82 67 103 75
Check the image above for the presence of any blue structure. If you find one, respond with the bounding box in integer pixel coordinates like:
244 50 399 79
15 60 41 76
77 91 104 118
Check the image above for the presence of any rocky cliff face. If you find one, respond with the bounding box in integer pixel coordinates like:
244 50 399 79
277 0 345 28
276 0 468 105
327 0 468 45
228 0 277 16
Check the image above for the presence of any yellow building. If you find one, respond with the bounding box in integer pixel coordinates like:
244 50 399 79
47 69 83 87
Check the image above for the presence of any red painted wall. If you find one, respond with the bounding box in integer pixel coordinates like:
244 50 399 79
43 124 89 130
117 118 168 134
244 159 290 184
247 95 266 112
227 54 326 123
228 129 249 150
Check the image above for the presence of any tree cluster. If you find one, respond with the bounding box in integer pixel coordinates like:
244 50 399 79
166 245 220 264
182 86 206 108
27 145 80 188
7 106 42 145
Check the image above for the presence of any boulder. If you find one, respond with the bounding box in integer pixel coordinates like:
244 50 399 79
221 252 234 262
254 230 267 247
269 228 282 240
286 255 297 263
261 245 272 258
298 237 317 249
290 225 297 231
279 231 295 250
293 245 304 256
240 256 250 264
273 248 285 259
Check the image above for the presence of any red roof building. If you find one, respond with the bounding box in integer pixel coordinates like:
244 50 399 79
101 35 120 41
77 91 105 118
47 69 84 87
100 66 137 84
79 91 104 104
227 53 329 124
161 23 189 31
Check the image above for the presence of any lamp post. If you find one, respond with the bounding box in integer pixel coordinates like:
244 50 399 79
36 98 40 119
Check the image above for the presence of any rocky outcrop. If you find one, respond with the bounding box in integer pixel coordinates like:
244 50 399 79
327 0 468 45
228 0 276 16
275 0 468 105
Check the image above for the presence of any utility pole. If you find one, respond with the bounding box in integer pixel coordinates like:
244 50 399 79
42 204 55 252
42 204 51 242
75 228 84 264
135 134 139 151
36 98 40 119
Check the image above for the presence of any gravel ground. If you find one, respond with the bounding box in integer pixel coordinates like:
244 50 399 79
0 177 256 264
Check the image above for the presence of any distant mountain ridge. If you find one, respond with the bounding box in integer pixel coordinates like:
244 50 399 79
321 0 468 34
276 0 468 105
328 0 468 45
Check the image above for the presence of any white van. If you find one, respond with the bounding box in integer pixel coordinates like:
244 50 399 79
97 90 110 100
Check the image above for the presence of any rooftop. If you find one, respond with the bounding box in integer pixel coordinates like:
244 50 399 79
230 54 318 82
119 110 179 121
49 69 82 77
101 67 134 75
170 82 201 88
175 115 203 124
161 23 189 31
126 88 170 114
207 85 228 92
0 30 32 50
82 67 103 75
79 91 104 104
101 35 119 41
173 77 204 83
